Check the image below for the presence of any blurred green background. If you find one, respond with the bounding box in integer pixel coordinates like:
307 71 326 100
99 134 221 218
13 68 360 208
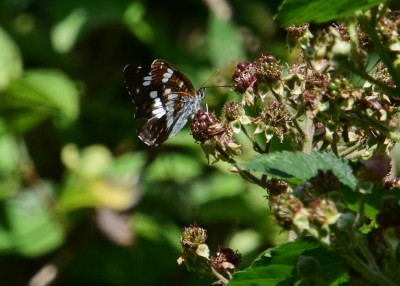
0 0 289 285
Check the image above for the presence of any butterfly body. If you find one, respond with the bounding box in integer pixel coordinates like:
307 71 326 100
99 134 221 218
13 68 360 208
124 59 205 146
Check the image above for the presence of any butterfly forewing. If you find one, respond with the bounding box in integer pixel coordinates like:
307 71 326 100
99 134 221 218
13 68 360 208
150 60 196 96
124 59 205 146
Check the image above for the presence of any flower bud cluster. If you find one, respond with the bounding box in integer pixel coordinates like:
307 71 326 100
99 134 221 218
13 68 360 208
186 6 400 285
178 224 241 284
191 111 241 162
232 54 282 94
269 171 342 242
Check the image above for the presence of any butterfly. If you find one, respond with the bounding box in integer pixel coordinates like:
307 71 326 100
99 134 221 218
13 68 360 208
124 59 206 146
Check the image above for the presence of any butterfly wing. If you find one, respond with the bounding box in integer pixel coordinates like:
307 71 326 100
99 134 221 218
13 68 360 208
124 59 201 146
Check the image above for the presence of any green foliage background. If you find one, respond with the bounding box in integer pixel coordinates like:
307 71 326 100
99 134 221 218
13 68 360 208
0 0 290 285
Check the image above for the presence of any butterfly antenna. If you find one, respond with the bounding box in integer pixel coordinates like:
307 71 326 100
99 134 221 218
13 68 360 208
205 84 235 88
202 68 235 89
198 68 220 88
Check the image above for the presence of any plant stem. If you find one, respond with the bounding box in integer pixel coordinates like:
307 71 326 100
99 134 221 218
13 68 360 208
335 231 396 286
216 145 265 188
240 125 264 153
358 14 400 94
302 110 314 153
270 83 306 138
211 266 229 285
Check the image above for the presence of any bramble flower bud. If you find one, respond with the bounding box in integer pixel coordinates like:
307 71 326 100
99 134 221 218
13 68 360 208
300 89 320 111
377 10 400 51
192 111 241 162
232 55 282 95
308 198 340 227
223 102 245 121
254 101 291 142
191 111 223 143
309 170 342 195
384 178 400 190
372 62 395 88
305 71 328 90
236 61 252 72
296 255 319 278
211 247 242 271
357 154 391 182
270 192 304 229
266 179 289 196
178 224 211 276
208 247 242 283
286 23 311 51
254 54 282 83
232 62 257 93
333 23 369 48
180 224 207 248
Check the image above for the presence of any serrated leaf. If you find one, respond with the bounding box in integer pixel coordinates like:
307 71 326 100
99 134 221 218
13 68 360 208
238 151 357 189
276 0 384 26
230 238 347 285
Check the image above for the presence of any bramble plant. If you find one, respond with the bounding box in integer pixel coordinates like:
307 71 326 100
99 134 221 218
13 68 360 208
178 3 400 286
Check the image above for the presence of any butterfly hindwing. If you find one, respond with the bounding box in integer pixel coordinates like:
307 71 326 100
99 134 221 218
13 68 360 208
138 116 169 146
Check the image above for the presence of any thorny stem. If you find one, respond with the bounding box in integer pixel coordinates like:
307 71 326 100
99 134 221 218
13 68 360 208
345 61 397 96
352 195 379 268
388 131 400 142
269 83 306 139
344 13 398 95
303 110 315 154
343 111 394 140
331 132 340 157
215 145 265 188
370 2 390 24
211 266 229 285
337 141 364 158
335 230 396 286
354 191 366 221
240 125 264 153
358 14 400 93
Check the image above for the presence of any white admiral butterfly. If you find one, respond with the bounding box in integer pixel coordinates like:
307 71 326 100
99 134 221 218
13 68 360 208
124 59 205 146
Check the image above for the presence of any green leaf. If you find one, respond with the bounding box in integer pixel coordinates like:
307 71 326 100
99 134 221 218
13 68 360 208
5 68 79 131
144 152 204 183
0 26 23 91
51 8 87 53
123 2 154 44
0 121 20 174
207 13 244 66
59 145 140 212
238 151 357 189
0 121 21 199
276 0 385 26
230 238 347 285
0 185 65 256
